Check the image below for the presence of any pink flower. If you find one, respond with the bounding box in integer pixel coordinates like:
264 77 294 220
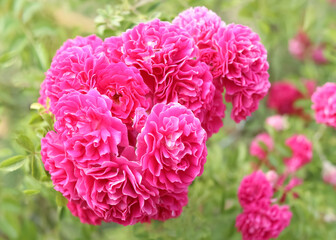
238 171 273 209
284 134 312 172
95 62 152 127
200 89 225 138
56 35 103 57
136 102 207 192
236 203 292 240
40 44 109 110
322 161 336 187
102 19 217 135
213 24 270 123
76 155 158 226
267 81 303 115
312 44 328 65
41 131 79 200
39 35 104 107
151 190 188 221
52 90 129 169
265 115 287 131
42 90 161 225
250 133 274 160
67 200 102 225
288 30 311 60
172 7 225 87
312 82 336 128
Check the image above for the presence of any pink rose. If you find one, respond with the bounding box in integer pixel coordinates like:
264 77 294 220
103 19 217 135
136 102 207 192
40 45 109 110
172 6 225 87
52 90 129 169
250 133 274 160
238 171 273 208
312 82 336 128
284 134 312 172
236 203 292 240
39 35 105 108
151 190 188 221
96 62 152 127
288 30 311 60
67 200 102 225
267 81 303 115
312 44 328 65
265 115 287 131
213 24 270 123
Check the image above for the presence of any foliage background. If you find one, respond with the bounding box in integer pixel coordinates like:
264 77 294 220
0 0 336 239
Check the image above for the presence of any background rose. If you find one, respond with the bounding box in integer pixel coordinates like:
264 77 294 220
312 82 336 128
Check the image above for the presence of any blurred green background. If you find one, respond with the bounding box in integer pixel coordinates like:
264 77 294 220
1 0 336 239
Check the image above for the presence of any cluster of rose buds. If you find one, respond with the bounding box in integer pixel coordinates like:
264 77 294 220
39 6 270 225
288 30 329 65
236 171 292 240
243 131 312 239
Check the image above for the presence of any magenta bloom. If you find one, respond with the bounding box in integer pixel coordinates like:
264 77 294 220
172 6 225 87
284 135 312 172
41 90 159 225
250 133 274 160
238 171 273 208
267 81 303 115
52 90 129 169
67 200 102 225
312 44 328 65
236 203 292 240
152 190 188 221
39 35 105 108
213 24 270 123
136 102 207 192
312 82 336 128
96 62 152 127
39 45 109 110
102 19 216 133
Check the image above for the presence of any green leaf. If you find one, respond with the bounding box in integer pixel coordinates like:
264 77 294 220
23 189 40 196
16 135 35 153
0 155 26 172
56 191 68 207
30 155 46 180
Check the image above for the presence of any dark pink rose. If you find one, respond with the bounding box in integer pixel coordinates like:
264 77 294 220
172 6 225 87
267 81 303 115
284 134 312 172
236 203 292 240
136 103 207 192
238 171 273 208
67 200 102 225
214 24 270 122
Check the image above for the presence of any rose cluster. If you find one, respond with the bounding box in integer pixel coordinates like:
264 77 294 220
236 171 292 240
39 7 270 225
